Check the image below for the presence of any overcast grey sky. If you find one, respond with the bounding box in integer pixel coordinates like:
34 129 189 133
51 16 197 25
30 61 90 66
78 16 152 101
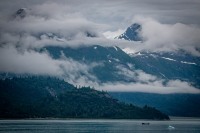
0 0 199 50
1 0 200 29
0 0 200 62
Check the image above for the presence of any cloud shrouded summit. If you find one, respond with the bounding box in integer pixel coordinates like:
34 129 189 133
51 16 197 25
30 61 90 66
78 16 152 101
0 0 200 94
0 0 200 55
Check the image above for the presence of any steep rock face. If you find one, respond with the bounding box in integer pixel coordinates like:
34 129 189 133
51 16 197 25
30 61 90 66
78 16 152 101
115 23 142 41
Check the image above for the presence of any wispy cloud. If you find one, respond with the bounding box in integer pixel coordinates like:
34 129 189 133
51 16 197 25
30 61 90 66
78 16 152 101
131 16 200 56
0 46 99 85
98 81 200 94
96 65 200 94
0 1 200 55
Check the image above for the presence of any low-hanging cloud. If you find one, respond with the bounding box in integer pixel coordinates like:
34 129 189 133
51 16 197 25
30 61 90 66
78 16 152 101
132 16 200 56
0 13 104 39
116 65 157 82
0 1 199 56
0 46 99 85
98 80 200 94
0 44 199 94
96 65 200 94
0 0 199 94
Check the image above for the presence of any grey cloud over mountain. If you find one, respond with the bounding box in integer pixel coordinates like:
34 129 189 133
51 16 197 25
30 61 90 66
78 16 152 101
1 0 200 25
98 64 200 94
1 45 199 94
0 46 99 85
0 0 200 54
99 80 200 94
129 16 200 56
0 0 200 93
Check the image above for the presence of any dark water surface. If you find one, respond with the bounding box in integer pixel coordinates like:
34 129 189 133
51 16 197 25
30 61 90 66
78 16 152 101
0 118 200 133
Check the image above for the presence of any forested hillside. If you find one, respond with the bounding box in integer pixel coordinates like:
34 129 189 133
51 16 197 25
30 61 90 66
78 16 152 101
0 76 169 120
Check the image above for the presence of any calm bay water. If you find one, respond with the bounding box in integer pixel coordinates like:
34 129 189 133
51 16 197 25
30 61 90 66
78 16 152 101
0 118 200 133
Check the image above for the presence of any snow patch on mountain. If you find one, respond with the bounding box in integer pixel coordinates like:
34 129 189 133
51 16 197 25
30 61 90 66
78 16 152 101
113 46 118 51
161 57 177 61
150 54 158 58
122 48 136 55
181 61 197 65
159 72 166 78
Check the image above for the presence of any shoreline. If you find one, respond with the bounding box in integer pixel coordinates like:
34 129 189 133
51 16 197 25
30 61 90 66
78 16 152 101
169 116 200 121
0 116 200 121
0 118 170 121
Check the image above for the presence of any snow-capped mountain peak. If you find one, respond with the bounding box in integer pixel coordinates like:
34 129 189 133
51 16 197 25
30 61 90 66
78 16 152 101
115 23 142 41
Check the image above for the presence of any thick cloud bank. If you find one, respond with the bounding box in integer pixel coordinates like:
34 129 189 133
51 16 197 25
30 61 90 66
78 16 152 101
0 46 99 85
0 1 199 55
131 17 200 56
99 81 200 94
0 0 199 94
97 65 200 94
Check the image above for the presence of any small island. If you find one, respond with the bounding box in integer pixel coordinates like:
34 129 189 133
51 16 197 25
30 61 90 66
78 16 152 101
0 76 169 120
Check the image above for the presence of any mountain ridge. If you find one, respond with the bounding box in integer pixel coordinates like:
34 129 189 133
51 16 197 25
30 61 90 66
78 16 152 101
115 23 142 41
1 9 200 117
0 76 169 120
